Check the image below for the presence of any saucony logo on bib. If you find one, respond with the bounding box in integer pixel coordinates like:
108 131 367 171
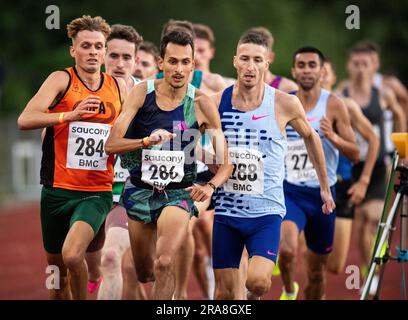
251 114 269 121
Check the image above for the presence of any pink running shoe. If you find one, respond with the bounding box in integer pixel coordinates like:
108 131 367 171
87 276 102 294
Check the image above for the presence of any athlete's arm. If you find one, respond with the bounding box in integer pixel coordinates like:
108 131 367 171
381 86 407 132
282 94 335 214
334 79 349 96
199 93 233 187
384 76 408 116
17 71 97 130
279 78 298 93
105 82 175 155
114 77 128 104
346 97 380 204
203 72 227 92
323 94 360 163
186 93 233 202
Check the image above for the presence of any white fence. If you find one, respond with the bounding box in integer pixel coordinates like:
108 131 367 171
0 117 42 202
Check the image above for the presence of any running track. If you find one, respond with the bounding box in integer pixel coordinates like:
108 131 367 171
0 202 405 300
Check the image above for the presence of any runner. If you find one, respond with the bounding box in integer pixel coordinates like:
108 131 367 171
91 24 145 300
279 46 359 300
211 32 335 300
105 27 232 299
337 40 408 161
337 44 406 286
157 19 214 299
17 15 125 299
321 58 379 275
248 26 299 278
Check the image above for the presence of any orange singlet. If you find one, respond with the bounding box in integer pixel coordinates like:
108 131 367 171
41 67 121 192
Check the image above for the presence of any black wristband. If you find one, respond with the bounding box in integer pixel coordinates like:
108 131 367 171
207 182 217 191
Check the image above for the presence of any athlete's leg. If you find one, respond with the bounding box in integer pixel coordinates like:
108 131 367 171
279 220 300 294
121 247 147 300
174 217 196 299
86 251 102 282
127 218 156 284
214 269 240 300
328 180 354 274
245 215 281 300
192 219 211 298
152 206 191 299
85 223 105 293
97 226 130 299
302 187 336 299
61 221 95 300
213 215 245 300
237 249 248 300
246 256 275 299
46 253 72 299
192 199 214 298
328 218 353 274
359 199 384 266
304 250 329 300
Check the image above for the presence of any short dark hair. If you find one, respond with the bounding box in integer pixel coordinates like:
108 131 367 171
247 26 274 50
160 28 195 58
193 23 215 46
238 30 269 49
139 41 160 64
293 46 325 66
161 19 195 39
107 24 143 53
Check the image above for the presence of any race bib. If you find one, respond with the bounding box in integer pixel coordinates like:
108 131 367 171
141 150 185 189
113 156 130 183
224 147 264 195
67 122 111 171
285 139 316 183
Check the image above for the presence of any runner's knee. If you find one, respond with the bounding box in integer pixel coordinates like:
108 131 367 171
101 248 121 272
279 242 297 261
154 254 173 275
308 267 325 284
215 283 235 300
246 275 271 297
62 250 83 270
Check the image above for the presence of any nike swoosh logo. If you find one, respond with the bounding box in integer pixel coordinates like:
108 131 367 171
307 117 318 122
267 250 277 256
252 115 269 120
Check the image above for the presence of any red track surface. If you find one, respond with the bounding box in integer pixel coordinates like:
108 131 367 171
0 202 405 300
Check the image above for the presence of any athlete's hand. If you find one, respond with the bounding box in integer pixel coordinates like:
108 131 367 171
320 117 336 142
185 184 214 202
148 129 176 146
321 189 336 215
207 163 220 174
347 180 368 205
64 95 100 122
